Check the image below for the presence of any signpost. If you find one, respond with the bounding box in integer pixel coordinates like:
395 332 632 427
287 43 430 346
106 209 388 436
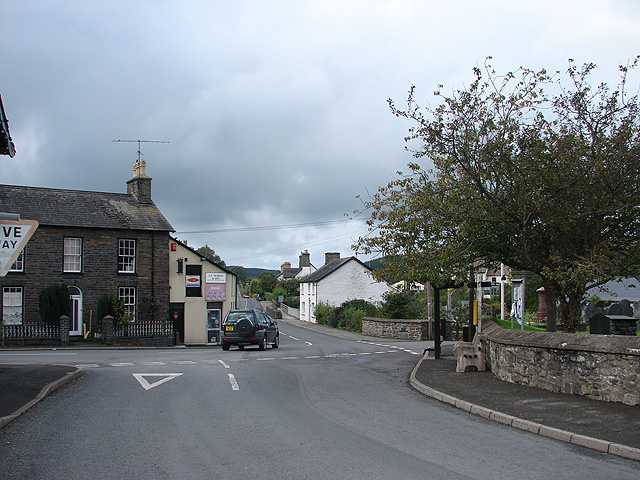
0 218 38 277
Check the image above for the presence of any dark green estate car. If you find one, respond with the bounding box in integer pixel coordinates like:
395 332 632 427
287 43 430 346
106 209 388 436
221 309 280 351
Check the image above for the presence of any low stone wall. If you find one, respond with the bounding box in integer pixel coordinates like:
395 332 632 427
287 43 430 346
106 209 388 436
362 317 429 340
485 329 640 405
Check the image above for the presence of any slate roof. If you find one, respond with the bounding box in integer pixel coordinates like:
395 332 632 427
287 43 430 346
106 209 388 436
300 257 370 284
281 267 302 279
0 184 174 232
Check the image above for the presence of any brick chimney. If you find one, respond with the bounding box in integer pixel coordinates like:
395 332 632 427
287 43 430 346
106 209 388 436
324 252 340 265
281 262 291 272
299 250 310 268
127 159 152 204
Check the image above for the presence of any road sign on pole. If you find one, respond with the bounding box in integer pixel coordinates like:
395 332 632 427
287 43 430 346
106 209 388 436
0 219 38 276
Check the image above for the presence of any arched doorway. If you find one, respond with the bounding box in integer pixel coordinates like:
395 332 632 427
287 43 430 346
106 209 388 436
68 285 83 337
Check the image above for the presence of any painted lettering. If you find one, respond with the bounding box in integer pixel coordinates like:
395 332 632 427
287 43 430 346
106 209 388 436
1 226 21 238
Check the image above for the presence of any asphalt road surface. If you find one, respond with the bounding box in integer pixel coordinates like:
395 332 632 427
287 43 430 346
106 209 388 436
1 321 638 479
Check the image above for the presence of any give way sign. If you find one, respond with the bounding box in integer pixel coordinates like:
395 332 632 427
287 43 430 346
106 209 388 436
0 219 38 277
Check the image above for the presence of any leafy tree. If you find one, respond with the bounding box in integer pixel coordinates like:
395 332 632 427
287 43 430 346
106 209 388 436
196 244 226 267
381 290 424 319
258 271 278 292
229 266 247 284
355 58 640 333
38 283 71 326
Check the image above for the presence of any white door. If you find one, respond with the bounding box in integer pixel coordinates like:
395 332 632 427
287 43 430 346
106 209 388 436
68 286 83 336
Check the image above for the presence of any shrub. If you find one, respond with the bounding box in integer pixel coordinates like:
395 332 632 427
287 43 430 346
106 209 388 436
315 303 334 326
381 291 423 319
38 283 71 325
315 300 376 333
97 292 125 325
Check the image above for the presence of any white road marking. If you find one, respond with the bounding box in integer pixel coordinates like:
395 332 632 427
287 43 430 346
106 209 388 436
256 358 275 361
132 373 183 391
0 352 78 355
142 361 166 366
111 362 135 367
282 356 298 360
218 360 230 368
228 374 240 391
288 335 300 341
76 364 99 368
173 360 197 365
305 355 320 359
305 341 313 346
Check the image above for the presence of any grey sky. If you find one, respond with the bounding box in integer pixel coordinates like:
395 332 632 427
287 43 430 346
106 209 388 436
2 0 639 269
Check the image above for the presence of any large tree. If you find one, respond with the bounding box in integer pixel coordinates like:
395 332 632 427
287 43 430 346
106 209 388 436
355 58 640 333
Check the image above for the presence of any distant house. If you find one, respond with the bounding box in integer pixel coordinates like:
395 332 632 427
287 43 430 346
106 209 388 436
299 252 390 323
391 280 425 292
169 237 238 345
0 160 173 336
276 250 316 282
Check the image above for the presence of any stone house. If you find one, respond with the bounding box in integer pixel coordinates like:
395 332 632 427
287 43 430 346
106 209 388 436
299 252 390 323
169 237 238 345
0 160 173 337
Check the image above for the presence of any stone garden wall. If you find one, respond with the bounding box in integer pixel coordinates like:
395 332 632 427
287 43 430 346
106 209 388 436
484 329 640 405
362 317 429 340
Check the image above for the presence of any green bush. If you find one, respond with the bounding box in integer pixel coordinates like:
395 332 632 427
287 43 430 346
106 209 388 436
315 304 334 326
38 283 71 325
381 291 423 319
315 300 376 333
97 292 125 325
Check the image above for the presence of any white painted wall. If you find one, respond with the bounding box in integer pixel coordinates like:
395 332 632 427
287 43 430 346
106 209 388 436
300 259 389 323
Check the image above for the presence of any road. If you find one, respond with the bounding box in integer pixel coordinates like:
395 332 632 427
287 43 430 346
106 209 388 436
0 312 638 479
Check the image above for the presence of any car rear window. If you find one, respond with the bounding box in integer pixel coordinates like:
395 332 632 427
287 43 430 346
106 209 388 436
224 311 255 324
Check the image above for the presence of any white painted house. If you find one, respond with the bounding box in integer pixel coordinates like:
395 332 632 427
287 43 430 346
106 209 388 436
276 250 316 281
299 252 390 323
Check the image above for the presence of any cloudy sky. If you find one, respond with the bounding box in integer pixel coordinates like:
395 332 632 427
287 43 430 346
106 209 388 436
2 1 639 270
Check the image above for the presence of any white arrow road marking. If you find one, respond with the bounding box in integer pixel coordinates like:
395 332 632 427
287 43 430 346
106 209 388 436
132 373 183 391
228 374 240 391
305 341 313 346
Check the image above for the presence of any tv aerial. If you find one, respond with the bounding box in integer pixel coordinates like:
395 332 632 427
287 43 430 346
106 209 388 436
112 139 169 162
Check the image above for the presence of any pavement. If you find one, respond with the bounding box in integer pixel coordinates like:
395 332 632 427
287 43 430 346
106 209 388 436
1 310 639 463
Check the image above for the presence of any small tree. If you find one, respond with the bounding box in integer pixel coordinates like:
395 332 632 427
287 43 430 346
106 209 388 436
38 283 71 325
381 291 424 319
97 291 125 325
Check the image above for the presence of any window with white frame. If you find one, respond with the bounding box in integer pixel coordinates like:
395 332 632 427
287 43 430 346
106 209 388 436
63 237 82 272
118 239 136 273
2 287 23 325
9 250 24 272
118 286 136 321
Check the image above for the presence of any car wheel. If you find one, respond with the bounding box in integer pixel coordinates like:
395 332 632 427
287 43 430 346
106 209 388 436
272 335 279 348
238 345 245 350
221 343 230 351
258 335 266 351
235 318 253 336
